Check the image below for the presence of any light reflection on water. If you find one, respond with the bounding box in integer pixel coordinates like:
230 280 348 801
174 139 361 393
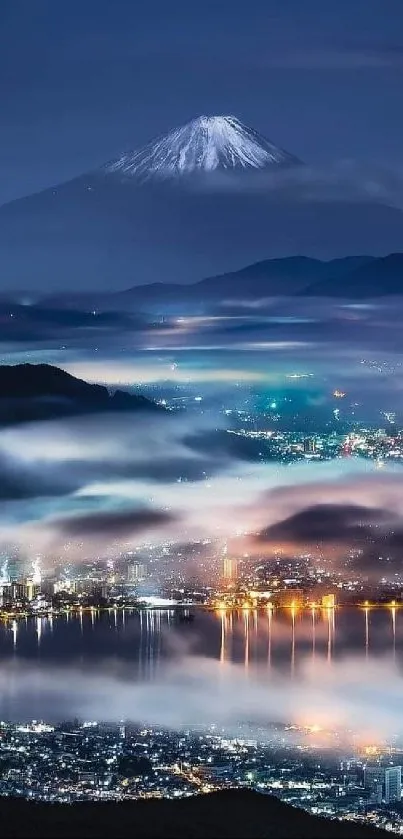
1 607 401 674
0 608 402 732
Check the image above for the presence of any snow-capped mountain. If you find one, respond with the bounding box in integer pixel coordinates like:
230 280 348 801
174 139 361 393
0 114 402 292
104 115 300 180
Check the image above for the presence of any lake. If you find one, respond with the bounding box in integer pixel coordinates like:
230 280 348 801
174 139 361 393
0 607 401 740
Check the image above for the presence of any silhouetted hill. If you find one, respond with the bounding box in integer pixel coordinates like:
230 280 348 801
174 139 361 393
303 252 403 297
0 363 158 425
29 253 403 313
40 255 375 313
0 789 388 838
196 254 374 298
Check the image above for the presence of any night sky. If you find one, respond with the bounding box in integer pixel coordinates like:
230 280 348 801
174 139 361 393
1 0 403 204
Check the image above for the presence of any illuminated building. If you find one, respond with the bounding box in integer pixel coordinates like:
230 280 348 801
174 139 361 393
223 557 238 582
364 766 385 801
0 558 11 606
4 582 25 604
31 558 42 586
0 557 10 586
365 765 402 805
127 562 147 583
321 594 336 609
25 581 40 602
274 588 304 608
2 580 40 604
0 582 11 606
303 438 316 454
385 766 402 804
248 590 272 602
53 579 76 595
7 554 24 583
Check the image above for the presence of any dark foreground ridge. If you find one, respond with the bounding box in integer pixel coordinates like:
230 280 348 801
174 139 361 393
0 363 159 425
0 789 388 838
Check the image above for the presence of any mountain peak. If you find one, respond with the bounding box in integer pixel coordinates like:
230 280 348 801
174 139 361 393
104 114 300 180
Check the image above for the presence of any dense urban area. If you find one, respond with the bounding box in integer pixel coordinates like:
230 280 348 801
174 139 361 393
1 720 403 835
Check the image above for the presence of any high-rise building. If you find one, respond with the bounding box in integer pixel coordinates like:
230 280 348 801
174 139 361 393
303 438 316 454
8 582 26 603
365 765 402 804
364 766 385 795
127 562 146 583
7 554 25 583
31 558 42 586
223 557 238 581
385 766 402 804
25 581 40 602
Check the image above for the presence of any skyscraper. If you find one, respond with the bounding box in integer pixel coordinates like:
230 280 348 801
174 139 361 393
6 551 25 583
385 766 402 804
127 562 146 583
223 557 238 581
365 765 402 804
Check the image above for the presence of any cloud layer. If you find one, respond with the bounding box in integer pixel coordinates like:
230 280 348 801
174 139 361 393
1 652 402 745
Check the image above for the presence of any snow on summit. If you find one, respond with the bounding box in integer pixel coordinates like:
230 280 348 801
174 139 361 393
105 115 299 179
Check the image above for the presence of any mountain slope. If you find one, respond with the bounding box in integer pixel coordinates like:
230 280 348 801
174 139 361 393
105 115 300 179
0 789 388 838
303 252 403 297
39 255 378 312
0 115 402 292
0 364 158 425
38 252 403 312
196 254 376 298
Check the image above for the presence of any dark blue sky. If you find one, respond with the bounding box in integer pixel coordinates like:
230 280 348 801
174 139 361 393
0 0 402 204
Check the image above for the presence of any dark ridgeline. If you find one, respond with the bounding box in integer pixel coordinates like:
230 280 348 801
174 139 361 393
0 363 160 425
108 252 403 302
302 253 403 298
0 789 389 838
36 253 403 315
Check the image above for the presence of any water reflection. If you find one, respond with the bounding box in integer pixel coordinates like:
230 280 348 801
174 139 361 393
290 606 296 677
243 609 249 669
0 607 402 730
391 606 396 659
11 619 17 650
267 609 272 670
1 607 401 674
364 606 370 658
311 606 316 660
36 617 42 646
219 610 226 664
326 608 332 664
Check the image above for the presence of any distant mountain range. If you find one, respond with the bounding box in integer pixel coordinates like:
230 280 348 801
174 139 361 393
38 253 403 313
0 788 387 838
303 252 403 298
0 364 158 425
0 114 402 292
